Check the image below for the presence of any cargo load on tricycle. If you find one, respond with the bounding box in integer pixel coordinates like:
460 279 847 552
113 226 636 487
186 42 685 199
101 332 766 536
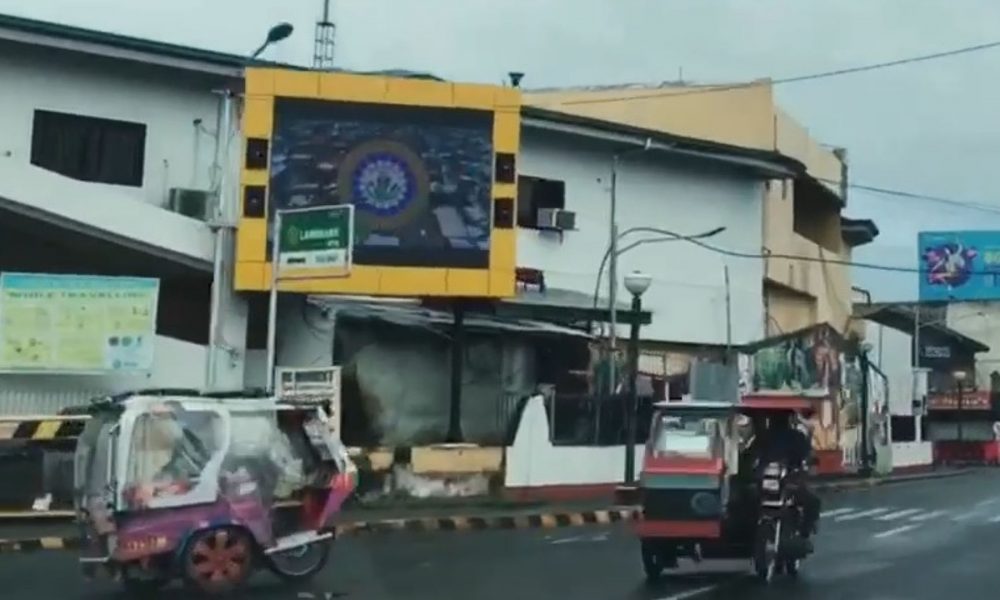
634 396 821 584
73 388 357 596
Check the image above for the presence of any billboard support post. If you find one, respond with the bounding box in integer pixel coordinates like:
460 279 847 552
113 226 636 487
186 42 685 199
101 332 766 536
266 206 354 394
206 89 235 392
266 211 283 394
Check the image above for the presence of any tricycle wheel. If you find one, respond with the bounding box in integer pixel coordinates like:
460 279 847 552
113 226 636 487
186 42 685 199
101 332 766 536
641 540 674 582
783 559 800 578
753 522 777 583
268 540 332 582
182 527 254 596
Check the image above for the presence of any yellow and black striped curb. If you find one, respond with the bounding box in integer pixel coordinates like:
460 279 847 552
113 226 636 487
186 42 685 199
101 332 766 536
0 416 88 441
0 508 640 554
0 536 80 555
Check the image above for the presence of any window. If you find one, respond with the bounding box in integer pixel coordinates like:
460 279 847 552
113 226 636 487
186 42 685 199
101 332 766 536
30 109 147 187
517 175 566 228
891 416 917 442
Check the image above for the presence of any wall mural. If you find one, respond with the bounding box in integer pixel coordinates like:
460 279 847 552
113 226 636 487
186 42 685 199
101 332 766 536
749 325 863 464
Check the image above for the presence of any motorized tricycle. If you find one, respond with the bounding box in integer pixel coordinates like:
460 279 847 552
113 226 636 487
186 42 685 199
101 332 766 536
73 388 357 596
634 396 818 584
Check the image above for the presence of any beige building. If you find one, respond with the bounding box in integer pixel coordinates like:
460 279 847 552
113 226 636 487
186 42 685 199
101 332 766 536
526 80 878 340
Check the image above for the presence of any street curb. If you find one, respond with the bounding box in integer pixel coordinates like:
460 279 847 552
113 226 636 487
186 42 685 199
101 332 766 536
0 470 976 554
814 468 974 493
0 508 641 555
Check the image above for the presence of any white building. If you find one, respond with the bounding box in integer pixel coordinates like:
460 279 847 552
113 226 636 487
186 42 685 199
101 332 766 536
0 14 251 412
0 13 798 433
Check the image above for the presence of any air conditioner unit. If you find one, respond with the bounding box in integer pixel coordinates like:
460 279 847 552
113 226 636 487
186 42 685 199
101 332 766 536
167 188 215 221
536 208 576 231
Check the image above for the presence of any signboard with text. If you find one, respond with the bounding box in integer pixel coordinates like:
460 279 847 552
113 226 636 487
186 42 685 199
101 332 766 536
0 273 159 373
276 206 354 279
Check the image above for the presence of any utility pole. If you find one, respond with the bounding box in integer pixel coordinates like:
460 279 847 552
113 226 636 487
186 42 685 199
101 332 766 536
859 346 872 476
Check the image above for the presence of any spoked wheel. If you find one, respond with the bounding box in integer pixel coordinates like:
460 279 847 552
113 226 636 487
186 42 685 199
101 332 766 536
183 527 254 596
268 540 332 582
640 539 676 583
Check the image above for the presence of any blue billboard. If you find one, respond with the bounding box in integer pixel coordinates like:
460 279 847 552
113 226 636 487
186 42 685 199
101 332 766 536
918 231 1000 300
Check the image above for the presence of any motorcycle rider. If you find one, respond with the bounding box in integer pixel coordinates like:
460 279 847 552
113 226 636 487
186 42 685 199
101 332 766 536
756 412 821 539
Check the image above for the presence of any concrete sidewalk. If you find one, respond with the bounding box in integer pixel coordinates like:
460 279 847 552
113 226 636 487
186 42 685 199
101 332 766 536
0 466 976 554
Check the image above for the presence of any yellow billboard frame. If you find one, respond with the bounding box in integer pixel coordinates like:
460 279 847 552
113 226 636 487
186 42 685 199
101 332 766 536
235 68 521 298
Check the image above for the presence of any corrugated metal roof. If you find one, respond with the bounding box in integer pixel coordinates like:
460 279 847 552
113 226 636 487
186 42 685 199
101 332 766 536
309 296 592 339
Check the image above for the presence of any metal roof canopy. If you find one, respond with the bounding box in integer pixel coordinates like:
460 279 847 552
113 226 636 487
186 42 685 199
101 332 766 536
854 302 990 354
308 295 594 339
494 287 652 327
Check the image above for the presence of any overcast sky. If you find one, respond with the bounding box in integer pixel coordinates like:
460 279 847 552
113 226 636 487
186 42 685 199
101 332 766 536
3 0 999 301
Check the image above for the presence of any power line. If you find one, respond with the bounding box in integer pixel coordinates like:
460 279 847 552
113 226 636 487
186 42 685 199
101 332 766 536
558 39 1000 106
609 228 1000 276
841 181 1000 215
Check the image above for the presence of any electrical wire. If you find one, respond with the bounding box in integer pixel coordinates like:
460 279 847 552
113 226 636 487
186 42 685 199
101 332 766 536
590 226 728 313
557 39 1000 106
836 180 1000 215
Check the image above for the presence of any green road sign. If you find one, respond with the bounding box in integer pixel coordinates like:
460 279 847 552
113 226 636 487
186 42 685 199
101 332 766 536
276 205 354 274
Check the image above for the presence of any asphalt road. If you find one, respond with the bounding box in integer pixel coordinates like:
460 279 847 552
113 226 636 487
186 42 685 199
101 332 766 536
0 470 997 599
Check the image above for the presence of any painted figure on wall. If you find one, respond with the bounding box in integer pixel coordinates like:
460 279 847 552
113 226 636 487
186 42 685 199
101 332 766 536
749 325 854 454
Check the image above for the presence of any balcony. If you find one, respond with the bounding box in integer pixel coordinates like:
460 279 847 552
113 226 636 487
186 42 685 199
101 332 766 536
0 160 215 272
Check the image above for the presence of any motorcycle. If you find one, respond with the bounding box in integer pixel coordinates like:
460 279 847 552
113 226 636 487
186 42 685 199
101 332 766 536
753 460 814 582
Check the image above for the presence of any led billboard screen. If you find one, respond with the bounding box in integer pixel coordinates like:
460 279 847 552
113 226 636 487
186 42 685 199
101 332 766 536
269 99 494 269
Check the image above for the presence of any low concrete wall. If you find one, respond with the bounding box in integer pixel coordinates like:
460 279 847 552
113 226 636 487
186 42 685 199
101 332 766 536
891 442 933 469
504 395 642 500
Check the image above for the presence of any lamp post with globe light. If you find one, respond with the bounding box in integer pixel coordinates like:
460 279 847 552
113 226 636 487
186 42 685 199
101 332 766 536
622 270 652 486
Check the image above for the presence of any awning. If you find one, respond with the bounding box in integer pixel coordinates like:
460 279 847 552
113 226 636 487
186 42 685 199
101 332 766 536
308 296 593 339
495 287 652 327
854 303 990 354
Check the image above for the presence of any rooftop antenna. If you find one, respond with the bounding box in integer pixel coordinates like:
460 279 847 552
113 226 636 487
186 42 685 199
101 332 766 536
314 0 336 70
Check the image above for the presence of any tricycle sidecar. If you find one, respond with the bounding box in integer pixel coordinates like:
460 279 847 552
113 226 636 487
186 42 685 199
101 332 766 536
73 389 357 596
634 397 817 584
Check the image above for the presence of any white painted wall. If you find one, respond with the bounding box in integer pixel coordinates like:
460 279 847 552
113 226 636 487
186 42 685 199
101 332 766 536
518 129 766 345
505 395 643 489
0 45 249 409
868 321 915 416
891 441 933 469
0 44 227 264
947 301 1000 389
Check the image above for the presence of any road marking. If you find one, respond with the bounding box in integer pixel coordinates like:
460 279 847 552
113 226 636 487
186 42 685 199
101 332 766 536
952 510 982 522
821 507 855 518
987 514 1000 523
873 524 919 539
876 508 922 521
836 508 890 521
909 510 946 522
655 584 719 600
977 498 1000 507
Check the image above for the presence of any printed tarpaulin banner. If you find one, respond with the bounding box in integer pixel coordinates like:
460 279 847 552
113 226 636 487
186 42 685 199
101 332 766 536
0 273 159 373
919 230 1000 301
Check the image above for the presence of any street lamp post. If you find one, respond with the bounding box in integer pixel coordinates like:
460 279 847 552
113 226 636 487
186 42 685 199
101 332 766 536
622 270 652 486
252 22 295 59
954 370 967 443
205 22 295 392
